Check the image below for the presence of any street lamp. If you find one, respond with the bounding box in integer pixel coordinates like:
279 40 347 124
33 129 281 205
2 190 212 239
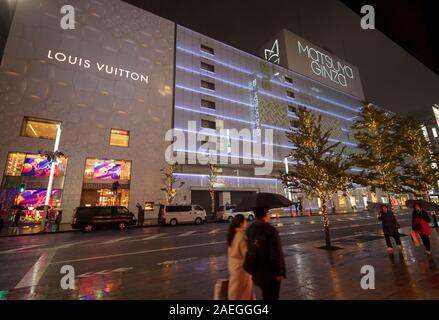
41 124 61 229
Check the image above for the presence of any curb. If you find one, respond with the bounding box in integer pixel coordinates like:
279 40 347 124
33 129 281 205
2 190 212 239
0 219 220 238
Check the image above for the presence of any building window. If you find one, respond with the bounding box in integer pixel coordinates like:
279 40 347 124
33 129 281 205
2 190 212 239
201 61 215 73
21 117 60 140
200 44 214 55
4 152 26 176
201 80 215 91
201 99 216 110
201 119 216 130
110 129 129 147
288 105 296 113
286 90 295 99
284 76 293 84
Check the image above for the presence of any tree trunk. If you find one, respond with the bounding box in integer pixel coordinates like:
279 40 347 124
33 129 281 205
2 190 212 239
321 197 331 248
210 191 215 215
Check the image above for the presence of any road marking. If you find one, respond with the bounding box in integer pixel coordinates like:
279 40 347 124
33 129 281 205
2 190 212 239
50 241 226 265
57 240 92 248
0 244 44 254
77 267 133 278
208 228 221 234
157 257 197 266
101 236 141 244
142 233 168 240
179 231 196 237
15 248 57 289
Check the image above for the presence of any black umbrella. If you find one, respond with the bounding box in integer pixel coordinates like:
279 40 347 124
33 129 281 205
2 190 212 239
11 205 26 210
235 193 293 212
405 199 439 212
367 201 387 212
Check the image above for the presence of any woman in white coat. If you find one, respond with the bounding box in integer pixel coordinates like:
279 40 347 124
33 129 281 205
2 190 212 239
227 214 256 300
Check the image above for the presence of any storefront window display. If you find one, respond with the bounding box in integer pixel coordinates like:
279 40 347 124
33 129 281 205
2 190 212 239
1 152 67 223
81 158 131 207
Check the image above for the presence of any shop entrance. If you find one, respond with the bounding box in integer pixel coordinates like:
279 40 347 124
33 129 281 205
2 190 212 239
80 188 129 207
80 158 131 207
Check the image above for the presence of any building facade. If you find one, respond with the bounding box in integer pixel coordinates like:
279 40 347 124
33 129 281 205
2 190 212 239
0 0 175 223
171 25 373 213
1 0 413 224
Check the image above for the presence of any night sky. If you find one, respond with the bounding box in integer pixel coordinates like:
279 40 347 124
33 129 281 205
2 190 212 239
124 0 439 77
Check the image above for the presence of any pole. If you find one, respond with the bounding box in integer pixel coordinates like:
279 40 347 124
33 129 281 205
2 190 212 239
284 157 293 201
42 124 61 230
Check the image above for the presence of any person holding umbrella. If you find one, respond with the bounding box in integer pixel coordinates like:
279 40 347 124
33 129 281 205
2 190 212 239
246 206 286 300
236 193 290 300
227 214 255 300
378 204 402 254
412 202 432 256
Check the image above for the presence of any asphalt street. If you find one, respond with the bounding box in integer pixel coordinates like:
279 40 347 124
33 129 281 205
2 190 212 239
0 210 421 299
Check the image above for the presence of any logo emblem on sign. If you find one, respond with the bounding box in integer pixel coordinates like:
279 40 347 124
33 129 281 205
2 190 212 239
264 39 280 65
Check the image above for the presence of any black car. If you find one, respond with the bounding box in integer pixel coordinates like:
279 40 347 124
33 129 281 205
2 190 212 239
71 206 136 232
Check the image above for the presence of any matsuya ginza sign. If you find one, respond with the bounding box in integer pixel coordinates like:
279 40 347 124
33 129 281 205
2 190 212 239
47 50 149 84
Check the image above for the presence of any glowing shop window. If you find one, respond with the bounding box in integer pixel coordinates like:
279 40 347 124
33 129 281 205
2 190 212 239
84 158 131 180
21 117 60 140
110 129 129 147
5 152 26 176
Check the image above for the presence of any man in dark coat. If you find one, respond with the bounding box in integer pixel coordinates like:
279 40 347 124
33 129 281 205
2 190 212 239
246 206 286 300
136 203 144 226
378 204 402 253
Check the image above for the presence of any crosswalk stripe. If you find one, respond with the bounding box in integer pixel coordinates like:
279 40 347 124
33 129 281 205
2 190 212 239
101 236 140 244
15 248 58 289
208 228 221 234
179 231 196 237
143 233 168 240
57 240 92 248
0 244 44 254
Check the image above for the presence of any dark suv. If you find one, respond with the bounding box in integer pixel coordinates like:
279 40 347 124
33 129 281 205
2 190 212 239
71 206 136 232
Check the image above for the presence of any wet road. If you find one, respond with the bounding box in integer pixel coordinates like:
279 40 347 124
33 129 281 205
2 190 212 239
0 211 418 299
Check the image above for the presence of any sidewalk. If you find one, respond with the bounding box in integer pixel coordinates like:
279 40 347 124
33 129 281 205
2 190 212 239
277 226 439 299
0 218 160 237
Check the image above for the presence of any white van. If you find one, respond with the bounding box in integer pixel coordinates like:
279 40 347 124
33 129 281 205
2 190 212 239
216 204 255 222
158 204 207 226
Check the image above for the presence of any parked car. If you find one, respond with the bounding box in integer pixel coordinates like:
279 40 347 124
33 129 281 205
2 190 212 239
217 205 255 222
71 206 136 232
158 204 206 226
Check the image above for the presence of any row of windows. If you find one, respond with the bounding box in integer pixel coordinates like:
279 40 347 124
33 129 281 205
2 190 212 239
20 117 130 147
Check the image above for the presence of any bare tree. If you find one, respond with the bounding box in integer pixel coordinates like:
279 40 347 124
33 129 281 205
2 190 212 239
160 163 185 205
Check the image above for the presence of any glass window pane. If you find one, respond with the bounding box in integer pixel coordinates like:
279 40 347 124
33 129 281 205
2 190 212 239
5 152 26 176
110 129 129 147
21 117 60 139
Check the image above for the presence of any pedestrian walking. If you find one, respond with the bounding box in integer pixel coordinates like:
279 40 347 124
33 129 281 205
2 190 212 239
412 202 432 256
55 210 63 232
227 214 255 300
11 209 23 235
378 204 402 253
294 202 298 215
245 206 286 300
298 202 303 216
0 214 4 233
136 203 144 226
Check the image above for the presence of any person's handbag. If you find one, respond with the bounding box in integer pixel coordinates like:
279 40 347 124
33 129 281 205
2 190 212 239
213 279 229 300
410 230 421 247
